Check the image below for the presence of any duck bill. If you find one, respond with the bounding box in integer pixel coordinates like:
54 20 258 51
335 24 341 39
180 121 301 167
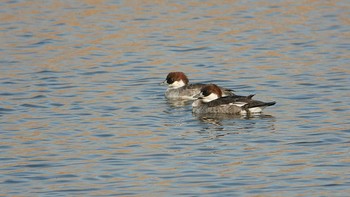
160 80 168 86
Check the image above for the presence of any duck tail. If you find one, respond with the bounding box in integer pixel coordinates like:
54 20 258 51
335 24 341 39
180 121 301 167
247 94 255 99
264 101 276 106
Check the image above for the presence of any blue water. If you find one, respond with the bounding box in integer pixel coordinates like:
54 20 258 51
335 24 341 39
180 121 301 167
1 1 349 196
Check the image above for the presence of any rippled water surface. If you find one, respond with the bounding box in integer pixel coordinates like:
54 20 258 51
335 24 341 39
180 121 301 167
1 0 349 196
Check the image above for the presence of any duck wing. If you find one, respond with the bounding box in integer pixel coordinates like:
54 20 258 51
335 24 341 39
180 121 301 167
186 83 206 89
206 96 247 107
207 95 274 109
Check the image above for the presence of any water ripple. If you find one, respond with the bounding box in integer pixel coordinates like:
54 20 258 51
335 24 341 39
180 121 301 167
0 1 349 196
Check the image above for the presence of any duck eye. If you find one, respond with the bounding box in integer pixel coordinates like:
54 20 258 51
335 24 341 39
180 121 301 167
202 90 210 96
166 77 174 84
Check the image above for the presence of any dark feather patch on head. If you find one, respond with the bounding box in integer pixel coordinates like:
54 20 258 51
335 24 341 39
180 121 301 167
200 84 222 98
166 72 189 84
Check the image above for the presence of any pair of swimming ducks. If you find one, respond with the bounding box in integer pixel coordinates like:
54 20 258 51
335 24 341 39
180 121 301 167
162 72 276 115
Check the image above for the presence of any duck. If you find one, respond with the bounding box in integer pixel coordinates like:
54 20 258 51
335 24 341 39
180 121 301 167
161 72 234 100
192 84 276 115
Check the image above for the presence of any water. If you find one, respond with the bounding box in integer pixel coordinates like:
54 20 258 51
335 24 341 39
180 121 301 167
1 0 349 196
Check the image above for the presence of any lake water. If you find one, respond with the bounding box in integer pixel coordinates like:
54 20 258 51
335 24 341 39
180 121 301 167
0 0 349 196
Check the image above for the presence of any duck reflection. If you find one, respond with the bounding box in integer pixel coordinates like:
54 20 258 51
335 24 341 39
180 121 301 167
166 99 193 107
194 113 275 125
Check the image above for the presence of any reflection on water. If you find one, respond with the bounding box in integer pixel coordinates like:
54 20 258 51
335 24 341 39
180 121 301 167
195 113 275 126
166 99 194 108
1 0 349 196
